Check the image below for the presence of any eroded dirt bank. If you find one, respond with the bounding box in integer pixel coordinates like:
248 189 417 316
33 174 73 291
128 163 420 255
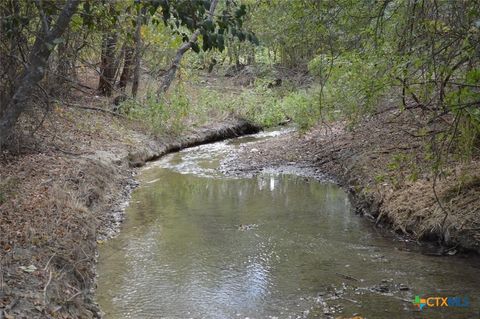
225 108 480 256
0 109 259 319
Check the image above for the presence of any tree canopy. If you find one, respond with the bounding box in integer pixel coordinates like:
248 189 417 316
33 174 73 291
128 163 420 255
0 0 479 163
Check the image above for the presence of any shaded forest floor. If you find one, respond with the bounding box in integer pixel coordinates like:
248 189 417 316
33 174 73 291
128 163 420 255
226 106 480 256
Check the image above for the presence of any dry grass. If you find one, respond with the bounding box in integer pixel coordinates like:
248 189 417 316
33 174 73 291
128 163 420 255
0 94 142 318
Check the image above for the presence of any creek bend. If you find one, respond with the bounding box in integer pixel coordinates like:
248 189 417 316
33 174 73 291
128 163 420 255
96 128 480 319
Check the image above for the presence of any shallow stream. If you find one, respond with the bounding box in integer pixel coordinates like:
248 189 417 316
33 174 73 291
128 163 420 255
97 129 480 319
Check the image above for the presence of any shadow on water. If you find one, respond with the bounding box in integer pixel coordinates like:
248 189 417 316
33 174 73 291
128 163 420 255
97 128 480 319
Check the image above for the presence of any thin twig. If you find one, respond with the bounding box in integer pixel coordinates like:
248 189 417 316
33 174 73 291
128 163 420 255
43 253 57 271
61 101 127 118
30 83 51 138
335 272 359 281
66 291 83 302
43 270 53 305
51 146 88 156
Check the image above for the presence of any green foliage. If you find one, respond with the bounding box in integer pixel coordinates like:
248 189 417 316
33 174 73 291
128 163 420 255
2 0 479 176
145 0 257 53
278 90 320 131
193 88 236 122
121 84 191 135
239 90 283 127
444 68 480 160
192 82 327 131
142 21 183 75
309 52 390 124
122 72 329 133
193 85 286 127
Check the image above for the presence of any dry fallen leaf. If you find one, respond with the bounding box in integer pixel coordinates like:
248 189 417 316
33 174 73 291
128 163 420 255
19 264 37 273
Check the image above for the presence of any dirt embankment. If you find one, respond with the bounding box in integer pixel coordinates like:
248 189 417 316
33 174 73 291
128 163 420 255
227 107 480 255
0 104 259 319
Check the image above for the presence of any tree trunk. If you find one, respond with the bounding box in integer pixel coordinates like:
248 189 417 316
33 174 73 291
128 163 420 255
1 0 23 117
54 30 73 96
157 31 201 94
0 0 80 148
158 0 218 95
97 31 118 96
131 7 145 98
118 45 134 91
56 31 70 79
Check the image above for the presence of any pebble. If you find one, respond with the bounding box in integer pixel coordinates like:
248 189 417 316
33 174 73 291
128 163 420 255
399 284 409 291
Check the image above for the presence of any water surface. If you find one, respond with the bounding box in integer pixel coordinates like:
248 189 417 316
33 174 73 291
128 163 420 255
97 130 480 319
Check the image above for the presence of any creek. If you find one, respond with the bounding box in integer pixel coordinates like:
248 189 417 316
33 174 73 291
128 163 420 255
97 128 480 319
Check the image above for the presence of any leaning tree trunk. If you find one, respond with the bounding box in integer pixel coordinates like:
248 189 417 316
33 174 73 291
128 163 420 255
157 0 218 95
0 0 80 149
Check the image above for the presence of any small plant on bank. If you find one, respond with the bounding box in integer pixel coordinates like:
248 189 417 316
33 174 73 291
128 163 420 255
119 84 192 136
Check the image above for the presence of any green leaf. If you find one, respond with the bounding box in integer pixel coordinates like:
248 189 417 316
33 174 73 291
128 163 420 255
466 69 480 83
